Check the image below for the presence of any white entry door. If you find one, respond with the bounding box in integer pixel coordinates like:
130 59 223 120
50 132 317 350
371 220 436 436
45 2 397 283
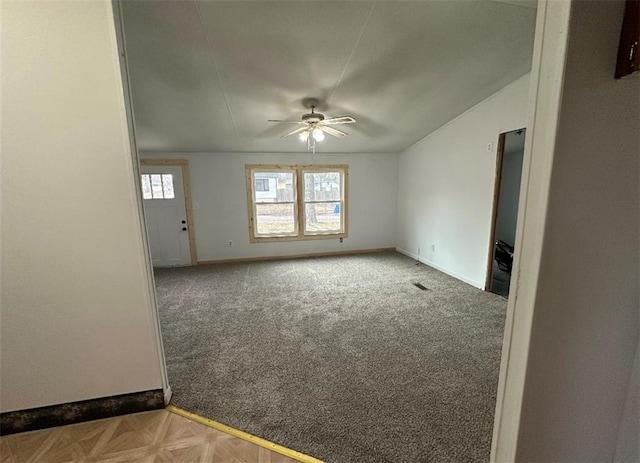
140 165 191 267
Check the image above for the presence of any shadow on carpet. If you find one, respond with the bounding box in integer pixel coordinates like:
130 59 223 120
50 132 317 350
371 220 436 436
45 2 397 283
154 252 507 463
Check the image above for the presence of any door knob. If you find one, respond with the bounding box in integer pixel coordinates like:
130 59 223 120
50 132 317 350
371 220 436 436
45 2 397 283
181 220 186 224
182 227 187 231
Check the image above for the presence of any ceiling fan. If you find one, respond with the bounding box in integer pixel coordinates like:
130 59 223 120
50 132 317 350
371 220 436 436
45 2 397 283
268 99 356 152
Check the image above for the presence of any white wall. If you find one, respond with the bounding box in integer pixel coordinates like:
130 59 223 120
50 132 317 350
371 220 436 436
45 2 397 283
396 74 530 288
1 1 163 412
515 1 639 460
140 152 398 261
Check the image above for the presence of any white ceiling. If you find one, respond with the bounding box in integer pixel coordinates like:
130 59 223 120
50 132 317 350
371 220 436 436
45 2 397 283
121 1 536 154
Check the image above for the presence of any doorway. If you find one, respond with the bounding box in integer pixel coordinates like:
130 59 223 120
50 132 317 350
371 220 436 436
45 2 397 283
486 128 526 297
139 159 198 267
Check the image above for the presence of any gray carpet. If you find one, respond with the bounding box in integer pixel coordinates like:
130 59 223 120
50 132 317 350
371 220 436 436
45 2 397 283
154 252 507 462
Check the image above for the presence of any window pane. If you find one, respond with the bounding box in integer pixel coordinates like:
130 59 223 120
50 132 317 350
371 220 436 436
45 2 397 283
256 203 296 235
255 178 269 191
150 174 163 199
254 172 294 203
141 174 152 199
304 172 341 201
161 174 175 199
304 202 342 234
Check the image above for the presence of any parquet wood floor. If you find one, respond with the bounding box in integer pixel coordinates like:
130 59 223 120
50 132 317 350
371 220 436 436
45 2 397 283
0 409 299 463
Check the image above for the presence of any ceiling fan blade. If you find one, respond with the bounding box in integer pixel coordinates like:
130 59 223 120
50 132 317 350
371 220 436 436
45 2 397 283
281 126 309 138
321 126 348 138
268 120 305 124
320 116 356 125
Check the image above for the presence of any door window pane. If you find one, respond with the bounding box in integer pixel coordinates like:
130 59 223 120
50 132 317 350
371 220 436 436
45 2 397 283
150 174 163 198
141 174 152 199
141 173 175 199
161 174 175 199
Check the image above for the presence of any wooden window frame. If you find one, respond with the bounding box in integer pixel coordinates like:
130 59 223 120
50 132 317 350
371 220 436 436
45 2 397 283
245 164 349 243
249 167 299 239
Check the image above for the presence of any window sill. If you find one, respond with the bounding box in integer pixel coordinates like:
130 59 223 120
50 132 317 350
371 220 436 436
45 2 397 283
249 232 348 244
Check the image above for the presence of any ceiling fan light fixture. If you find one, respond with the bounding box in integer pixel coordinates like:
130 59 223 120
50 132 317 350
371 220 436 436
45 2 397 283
268 99 355 153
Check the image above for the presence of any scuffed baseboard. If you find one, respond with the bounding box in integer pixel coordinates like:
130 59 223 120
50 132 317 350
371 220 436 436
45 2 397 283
0 389 164 436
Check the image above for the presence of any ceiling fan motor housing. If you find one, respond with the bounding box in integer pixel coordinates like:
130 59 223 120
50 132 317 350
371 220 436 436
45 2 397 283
302 112 325 124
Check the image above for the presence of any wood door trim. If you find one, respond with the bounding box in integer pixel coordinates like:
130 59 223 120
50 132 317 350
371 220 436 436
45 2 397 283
140 159 198 265
485 133 506 291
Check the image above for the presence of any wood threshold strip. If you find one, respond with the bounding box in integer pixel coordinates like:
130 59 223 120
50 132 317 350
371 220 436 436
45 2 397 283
197 247 396 265
166 405 325 463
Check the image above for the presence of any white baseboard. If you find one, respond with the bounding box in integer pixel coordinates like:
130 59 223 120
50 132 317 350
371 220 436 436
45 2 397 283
395 247 484 289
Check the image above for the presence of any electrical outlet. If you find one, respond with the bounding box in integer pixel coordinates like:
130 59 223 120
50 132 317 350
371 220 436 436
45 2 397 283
431 244 435 252
339 237 343 243
487 143 493 152
418 247 421 255
228 240 233 247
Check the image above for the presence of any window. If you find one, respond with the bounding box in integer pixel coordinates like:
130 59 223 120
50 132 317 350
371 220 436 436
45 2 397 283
141 174 175 199
246 165 348 242
255 178 270 192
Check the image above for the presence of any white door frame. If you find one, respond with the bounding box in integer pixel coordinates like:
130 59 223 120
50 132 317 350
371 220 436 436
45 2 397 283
490 0 572 460
112 0 575 455
111 0 172 404
140 159 198 266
